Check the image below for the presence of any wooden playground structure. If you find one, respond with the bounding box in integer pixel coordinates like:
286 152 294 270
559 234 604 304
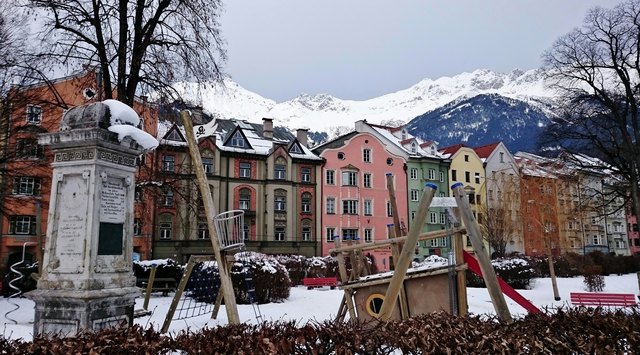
330 176 532 323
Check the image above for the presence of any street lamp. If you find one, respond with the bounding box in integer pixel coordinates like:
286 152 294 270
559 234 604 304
527 200 561 301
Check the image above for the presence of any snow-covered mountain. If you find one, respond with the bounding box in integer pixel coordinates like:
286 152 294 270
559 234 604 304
173 68 557 136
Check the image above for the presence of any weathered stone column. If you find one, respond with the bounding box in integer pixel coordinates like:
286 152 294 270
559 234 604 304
27 102 144 337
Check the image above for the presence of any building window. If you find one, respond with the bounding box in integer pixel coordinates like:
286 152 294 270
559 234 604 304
12 177 42 195
342 228 358 240
475 172 481 184
274 193 287 211
239 162 251 178
364 229 373 243
363 173 372 188
9 215 36 235
410 189 419 201
428 169 436 180
162 155 175 172
464 154 469 162
465 171 470 183
326 197 336 214
16 139 43 158
301 167 311 182
429 212 437 224
133 218 142 236
410 168 418 180
386 158 393 165
337 152 345 160
364 200 372 216
161 188 174 207
592 235 602 245
615 239 625 249
386 202 392 217
440 212 447 224
242 223 250 240
440 172 445 182
274 226 286 241
274 164 286 180
411 142 417 153
302 220 312 241
326 170 335 185
26 104 42 124
198 219 209 239
301 192 312 213
159 222 172 239
342 200 358 214
230 131 245 147
326 227 336 242
411 211 416 221
363 148 371 163
342 171 357 186
135 187 143 201
452 170 457 181
239 188 251 210
202 157 213 174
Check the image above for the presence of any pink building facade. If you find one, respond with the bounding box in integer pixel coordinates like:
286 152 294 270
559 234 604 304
627 206 640 255
314 132 408 272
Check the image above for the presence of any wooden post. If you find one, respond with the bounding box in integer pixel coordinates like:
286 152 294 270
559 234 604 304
386 173 410 319
161 256 197 333
334 237 357 321
451 183 512 323
181 111 240 324
378 183 437 320
143 265 157 311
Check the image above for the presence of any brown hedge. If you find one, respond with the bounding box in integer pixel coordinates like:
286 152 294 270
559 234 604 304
2 308 639 354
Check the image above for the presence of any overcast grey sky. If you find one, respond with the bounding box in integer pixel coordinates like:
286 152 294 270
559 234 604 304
220 0 619 102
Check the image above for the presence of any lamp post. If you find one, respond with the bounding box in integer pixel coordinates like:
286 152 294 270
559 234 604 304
527 200 561 301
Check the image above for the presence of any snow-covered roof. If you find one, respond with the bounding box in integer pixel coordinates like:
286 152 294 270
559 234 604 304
365 122 446 159
156 117 322 160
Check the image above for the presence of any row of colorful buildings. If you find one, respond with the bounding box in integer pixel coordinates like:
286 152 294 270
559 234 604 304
1 70 638 278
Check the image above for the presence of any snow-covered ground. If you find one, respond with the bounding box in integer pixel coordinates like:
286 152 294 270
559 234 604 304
2 273 639 342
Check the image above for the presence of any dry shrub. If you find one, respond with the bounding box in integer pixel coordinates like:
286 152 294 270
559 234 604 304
3 308 639 354
583 265 605 292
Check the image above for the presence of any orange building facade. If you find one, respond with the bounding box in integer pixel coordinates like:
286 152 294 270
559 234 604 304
0 70 158 279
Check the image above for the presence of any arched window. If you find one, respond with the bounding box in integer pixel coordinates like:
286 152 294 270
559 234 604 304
274 157 287 180
239 188 251 210
301 192 312 213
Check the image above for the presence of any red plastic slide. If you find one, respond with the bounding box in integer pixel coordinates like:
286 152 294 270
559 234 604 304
463 251 541 314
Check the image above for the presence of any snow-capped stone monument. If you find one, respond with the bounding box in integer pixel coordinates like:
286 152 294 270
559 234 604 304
26 100 156 337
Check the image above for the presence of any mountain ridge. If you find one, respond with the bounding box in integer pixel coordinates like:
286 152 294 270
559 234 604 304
173 68 557 150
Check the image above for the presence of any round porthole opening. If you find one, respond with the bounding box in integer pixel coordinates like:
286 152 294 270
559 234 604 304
386 158 393 165
365 293 385 317
337 152 345 160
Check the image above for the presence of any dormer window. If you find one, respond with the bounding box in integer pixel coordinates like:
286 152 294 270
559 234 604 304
411 142 417 153
166 129 182 141
401 129 407 140
289 143 302 154
26 105 42 124
230 131 245 147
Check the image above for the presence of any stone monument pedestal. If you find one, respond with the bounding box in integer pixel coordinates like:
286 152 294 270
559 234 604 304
27 102 145 337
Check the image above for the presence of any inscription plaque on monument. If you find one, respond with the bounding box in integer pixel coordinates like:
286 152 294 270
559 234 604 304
100 179 126 223
53 174 89 273
98 178 125 255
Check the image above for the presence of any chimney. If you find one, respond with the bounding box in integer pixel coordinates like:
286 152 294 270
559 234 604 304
262 118 273 140
296 128 309 147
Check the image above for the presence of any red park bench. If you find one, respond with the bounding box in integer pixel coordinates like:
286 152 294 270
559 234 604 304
570 292 637 307
302 277 338 290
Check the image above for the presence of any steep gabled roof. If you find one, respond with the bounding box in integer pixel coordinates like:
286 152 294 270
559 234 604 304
474 142 500 159
439 143 467 155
